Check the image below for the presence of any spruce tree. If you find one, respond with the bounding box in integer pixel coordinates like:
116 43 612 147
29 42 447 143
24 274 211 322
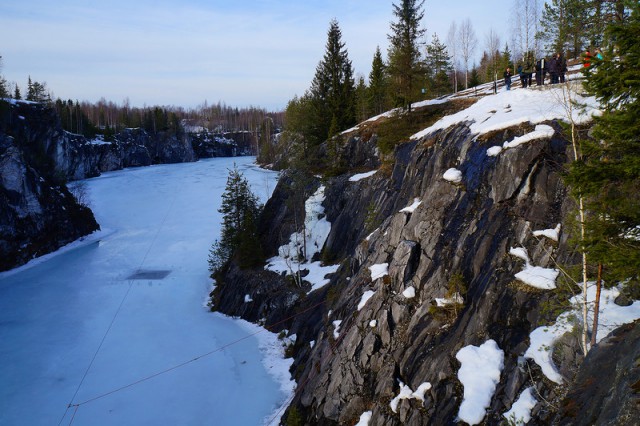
425 33 452 97
387 0 426 111
354 75 369 123
308 19 356 146
567 0 639 291
368 46 388 116
209 165 263 272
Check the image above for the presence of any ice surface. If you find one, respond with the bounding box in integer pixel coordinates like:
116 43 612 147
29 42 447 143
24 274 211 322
0 157 289 426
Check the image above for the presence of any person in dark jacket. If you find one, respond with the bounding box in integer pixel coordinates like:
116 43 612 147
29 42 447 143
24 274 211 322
548 53 560 84
503 67 513 90
535 57 547 86
558 53 567 83
517 64 527 88
523 52 534 88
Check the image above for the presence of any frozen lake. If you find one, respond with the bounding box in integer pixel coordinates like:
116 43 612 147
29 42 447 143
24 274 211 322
0 157 291 426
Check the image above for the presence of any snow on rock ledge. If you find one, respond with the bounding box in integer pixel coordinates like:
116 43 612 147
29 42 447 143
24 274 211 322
456 340 504 425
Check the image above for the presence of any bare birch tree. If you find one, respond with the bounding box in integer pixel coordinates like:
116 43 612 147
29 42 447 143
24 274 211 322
485 28 501 86
512 0 541 61
446 21 459 93
458 18 478 89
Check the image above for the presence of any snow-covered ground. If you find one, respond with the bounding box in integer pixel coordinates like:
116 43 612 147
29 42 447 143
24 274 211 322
0 157 292 426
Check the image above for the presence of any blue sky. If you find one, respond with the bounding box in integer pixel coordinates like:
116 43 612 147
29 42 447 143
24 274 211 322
1 1 513 110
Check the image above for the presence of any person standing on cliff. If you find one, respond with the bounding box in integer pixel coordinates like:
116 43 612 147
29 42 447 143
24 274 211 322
503 67 512 90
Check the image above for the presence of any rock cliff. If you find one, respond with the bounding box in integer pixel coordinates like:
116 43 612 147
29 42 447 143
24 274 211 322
0 99 251 271
0 101 99 271
212 91 639 425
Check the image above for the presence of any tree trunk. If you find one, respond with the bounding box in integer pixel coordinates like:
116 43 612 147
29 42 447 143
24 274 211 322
590 263 603 347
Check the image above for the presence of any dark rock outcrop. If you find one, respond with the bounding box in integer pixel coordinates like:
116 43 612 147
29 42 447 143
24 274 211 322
0 101 99 271
554 320 640 426
212 100 635 425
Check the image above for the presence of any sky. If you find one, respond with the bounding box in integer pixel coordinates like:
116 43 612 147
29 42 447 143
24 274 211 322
1 0 513 111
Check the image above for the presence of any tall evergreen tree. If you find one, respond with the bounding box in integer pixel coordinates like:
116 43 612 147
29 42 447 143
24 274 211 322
540 0 590 57
567 0 639 291
387 0 426 111
354 75 369 123
308 19 356 146
425 33 452 97
208 165 263 272
368 46 388 116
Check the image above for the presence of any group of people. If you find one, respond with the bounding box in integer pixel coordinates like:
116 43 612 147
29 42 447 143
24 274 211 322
502 53 568 91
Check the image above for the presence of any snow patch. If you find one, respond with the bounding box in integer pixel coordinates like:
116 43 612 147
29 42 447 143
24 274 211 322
525 284 640 383
358 290 376 311
332 320 342 339
402 286 416 299
355 411 373 426
435 293 464 307
514 266 559 290
533 224 561 242
411 87 600 141
443 168 463 183
369 263 389 281
503 124 555 149
487 146 503 157
456 340 504 425
509 247 530 263
400 198 422 213
349 170 377 182
389 381 432 413
265 186 339 292
244 294 253 303
503 387 537 425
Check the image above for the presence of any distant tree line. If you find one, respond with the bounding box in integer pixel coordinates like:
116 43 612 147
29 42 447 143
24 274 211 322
0 60 284 141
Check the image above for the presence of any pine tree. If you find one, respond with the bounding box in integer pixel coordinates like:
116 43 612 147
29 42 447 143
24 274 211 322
14 85 21 100
540 0 590 57
209 165 263 272
308 19 356 146
368 46 388 116
387 0 426 111
567 0 640 292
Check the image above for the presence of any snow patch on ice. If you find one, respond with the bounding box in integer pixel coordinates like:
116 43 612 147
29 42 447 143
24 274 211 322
235 317 295 426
